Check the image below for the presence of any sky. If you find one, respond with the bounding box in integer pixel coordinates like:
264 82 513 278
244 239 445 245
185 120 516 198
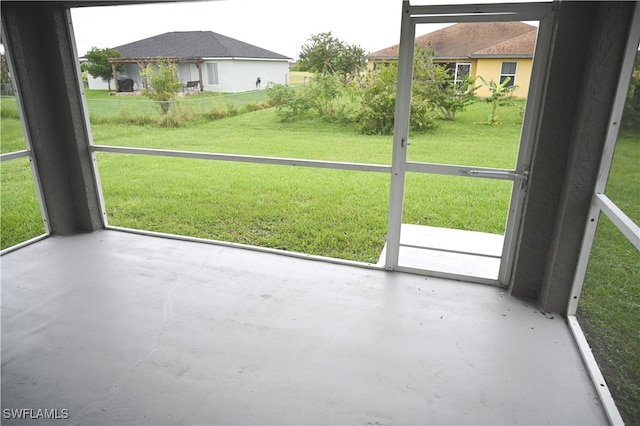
70 0 455 60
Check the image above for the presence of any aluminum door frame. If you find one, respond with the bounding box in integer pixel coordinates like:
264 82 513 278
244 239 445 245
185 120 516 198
385 1 556 286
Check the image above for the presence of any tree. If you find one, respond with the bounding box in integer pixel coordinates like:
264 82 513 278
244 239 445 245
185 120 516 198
296 32 366 82
478 76 518 125
82 47 123 90
140 59 183 115
413 48 476 120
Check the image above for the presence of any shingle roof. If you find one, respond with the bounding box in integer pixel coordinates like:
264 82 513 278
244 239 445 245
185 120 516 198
367 22 537 60
114 31 290 60
471 30 537 57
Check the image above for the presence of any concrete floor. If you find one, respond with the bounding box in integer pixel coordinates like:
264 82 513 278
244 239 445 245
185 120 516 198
1 231 607 425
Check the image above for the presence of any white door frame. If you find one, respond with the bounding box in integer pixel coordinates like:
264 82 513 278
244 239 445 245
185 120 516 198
385 1 556 286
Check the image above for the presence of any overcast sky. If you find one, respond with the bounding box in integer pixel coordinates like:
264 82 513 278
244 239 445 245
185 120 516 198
70 0 456 60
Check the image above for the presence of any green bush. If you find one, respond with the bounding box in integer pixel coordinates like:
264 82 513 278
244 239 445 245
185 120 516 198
141 60 183 115
413 48 476 121
357 63 437 135
267 74 359 124
304 73 342 117
266 83 312 121
357 65 397 134
203 108 231 121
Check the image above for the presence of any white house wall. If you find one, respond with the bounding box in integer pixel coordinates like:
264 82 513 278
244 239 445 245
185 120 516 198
202 59 289 93
87 73 111 90
88 60 288 93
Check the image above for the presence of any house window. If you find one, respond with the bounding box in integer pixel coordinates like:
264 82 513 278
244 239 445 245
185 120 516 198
207 63 218 85
500 61 517 87
178 63 192 82
454 62 471 91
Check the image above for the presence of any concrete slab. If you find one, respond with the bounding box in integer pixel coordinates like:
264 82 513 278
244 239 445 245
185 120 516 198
2 231 606 425
378 224 504 280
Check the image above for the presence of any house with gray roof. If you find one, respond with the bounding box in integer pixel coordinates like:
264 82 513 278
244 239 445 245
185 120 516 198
87 31 291 93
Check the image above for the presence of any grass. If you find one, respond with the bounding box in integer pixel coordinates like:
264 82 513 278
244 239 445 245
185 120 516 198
289 71 314 86
90 108 393 163
576 130 640 425
1 91 638 421
97 154 390 262
1 98 25 154
83 88 272 122
91 100 520 263
81 70 311 121
0 157 45 249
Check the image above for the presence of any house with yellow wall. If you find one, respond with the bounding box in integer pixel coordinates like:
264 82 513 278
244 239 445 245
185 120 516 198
366 22 537 99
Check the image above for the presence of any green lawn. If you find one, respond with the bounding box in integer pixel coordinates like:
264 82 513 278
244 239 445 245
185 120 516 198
0 157 45 249
1 92 638 422
576 130 640 425
83 88 272 120
90 101 522 262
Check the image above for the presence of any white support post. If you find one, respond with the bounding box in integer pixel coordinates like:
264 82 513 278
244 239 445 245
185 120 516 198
385 1 415 270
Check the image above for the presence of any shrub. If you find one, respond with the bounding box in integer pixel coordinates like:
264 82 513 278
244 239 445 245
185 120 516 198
357 65 397 134
203 108 230 121
267 74 358 124
266 83 311 121
304 73 342 117
410 98 437 132
242 102 270 113
141 60 183 115
160 104 195 127
413 48 476 121
356 62 437 135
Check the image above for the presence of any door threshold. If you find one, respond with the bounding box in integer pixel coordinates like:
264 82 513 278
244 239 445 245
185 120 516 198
378 224 504 282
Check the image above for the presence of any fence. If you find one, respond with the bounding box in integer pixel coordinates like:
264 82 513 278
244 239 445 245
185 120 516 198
85 90 272 119
1 83 14 96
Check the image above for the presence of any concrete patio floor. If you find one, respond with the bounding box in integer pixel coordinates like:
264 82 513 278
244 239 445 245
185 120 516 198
1 230 607 425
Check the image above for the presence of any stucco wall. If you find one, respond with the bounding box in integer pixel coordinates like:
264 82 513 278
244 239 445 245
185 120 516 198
88 59 289 93
474 58 532 99
202 59 289 93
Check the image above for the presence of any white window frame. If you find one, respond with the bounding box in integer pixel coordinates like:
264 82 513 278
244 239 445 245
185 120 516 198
500 61 517 87
454 62 472 90
206 62 219 85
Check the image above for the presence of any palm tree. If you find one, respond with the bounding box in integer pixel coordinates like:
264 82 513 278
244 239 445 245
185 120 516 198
479 76 518 125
